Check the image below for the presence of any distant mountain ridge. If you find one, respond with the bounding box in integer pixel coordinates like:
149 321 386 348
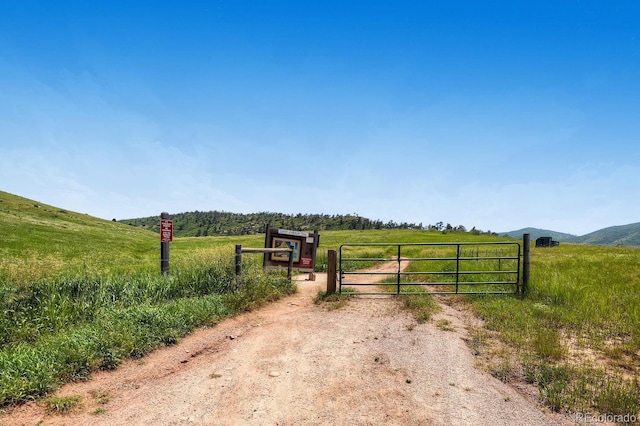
500 228 576 243
501 222 640 246
569 222 640 246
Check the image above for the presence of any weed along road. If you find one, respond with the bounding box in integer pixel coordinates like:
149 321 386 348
3 273 569 426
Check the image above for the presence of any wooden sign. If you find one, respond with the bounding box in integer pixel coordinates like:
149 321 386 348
263 224 319 273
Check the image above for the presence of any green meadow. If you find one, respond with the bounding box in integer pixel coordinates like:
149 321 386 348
0 192 294 406
0 190 638 417
471 243 640 417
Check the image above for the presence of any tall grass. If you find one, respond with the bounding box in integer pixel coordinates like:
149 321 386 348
0 196 296 406
0 248 294 406
470 243 640 417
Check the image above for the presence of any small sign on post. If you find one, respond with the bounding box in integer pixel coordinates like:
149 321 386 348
161 218 173 242
160 212 172 275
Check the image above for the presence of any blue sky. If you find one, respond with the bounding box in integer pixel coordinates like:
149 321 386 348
1 1 639 235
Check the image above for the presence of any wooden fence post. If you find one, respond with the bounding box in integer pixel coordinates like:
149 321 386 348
327 249 337 294
263 223 270 270
522 234 530 297
235 244 242 287
287 252 294 281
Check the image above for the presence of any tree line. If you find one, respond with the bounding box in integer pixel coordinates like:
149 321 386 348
120 211 492 238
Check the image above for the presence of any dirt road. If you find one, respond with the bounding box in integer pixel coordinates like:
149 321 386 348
2 273 570 425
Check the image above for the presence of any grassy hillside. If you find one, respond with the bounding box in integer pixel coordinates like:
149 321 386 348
569 222 640 246
0 190 159 281
502 223 640 246
0 191 294 406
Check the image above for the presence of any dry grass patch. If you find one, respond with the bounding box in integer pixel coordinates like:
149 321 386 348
44 395 82 415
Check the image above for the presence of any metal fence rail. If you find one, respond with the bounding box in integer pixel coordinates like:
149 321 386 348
339 242 521 295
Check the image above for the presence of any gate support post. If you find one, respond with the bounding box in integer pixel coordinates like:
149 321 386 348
522 234 530 297
287 251 293 281
235 244 242 288
327 250 337 294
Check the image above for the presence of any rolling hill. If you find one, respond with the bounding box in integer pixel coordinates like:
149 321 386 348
500 228 576 242
568 222 640 246
0 190 157 269
3 189 639 249
501 223 640 246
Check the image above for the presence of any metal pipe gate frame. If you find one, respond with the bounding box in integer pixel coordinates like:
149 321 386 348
334 235 531 296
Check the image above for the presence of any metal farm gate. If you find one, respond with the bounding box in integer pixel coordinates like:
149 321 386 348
339 241 522 295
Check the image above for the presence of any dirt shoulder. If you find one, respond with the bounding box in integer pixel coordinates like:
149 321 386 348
2 273 570 426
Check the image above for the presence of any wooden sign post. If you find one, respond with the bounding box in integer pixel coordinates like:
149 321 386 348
160 212 172 275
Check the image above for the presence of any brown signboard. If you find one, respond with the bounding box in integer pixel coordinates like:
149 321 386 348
263 225 319 273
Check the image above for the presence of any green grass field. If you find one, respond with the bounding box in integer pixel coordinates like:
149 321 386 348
0 192 294 406
1 190 638 417
471 243 640 417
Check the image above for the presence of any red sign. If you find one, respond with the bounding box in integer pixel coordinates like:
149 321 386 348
160 219 173 242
